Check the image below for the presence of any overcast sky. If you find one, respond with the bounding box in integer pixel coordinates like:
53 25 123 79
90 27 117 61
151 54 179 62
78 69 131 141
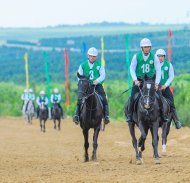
0 0 190 27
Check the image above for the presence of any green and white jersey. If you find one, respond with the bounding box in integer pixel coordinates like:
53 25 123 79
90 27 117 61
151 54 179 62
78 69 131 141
51 94 61 103
80 60 104 84
136 51 155 79
160 60 174 87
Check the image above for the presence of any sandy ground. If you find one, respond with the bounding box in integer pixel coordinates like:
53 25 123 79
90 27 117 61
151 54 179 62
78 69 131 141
0 117 190 183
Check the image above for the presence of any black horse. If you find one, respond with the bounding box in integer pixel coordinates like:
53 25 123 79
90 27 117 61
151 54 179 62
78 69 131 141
77 73 104 162
39 102 48 132
125 75 163 164
52 102 62 130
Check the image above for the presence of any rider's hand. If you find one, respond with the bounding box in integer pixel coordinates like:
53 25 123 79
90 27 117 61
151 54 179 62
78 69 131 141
134 80 140 86
160 85 166 90
155 84 159 91
93 80 98 85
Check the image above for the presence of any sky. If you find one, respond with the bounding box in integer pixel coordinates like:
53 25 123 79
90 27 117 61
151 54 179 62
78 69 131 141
0 0 190 27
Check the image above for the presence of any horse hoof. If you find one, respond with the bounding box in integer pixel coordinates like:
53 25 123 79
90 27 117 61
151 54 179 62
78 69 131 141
155 158 161 164
91 156 97 161
84 158 89 162
136 159 142 165
161 151 167 157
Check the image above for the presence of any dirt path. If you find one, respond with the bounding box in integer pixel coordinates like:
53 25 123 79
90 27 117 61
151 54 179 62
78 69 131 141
0 117 190 183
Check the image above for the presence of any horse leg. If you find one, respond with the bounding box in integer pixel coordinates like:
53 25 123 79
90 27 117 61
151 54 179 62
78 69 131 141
40 120 42 131
162 120 171 155
54 119 56 129
128 123 141 164
43 120 46 133
138 122 147 162
161 121 168 156
152 122 160 164
139 125 149 153
92 126 100 161
58 119 61 131
83 128 89 162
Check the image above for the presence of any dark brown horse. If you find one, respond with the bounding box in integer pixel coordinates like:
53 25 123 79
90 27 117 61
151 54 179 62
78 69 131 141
52 102 62 130
125 75 162 164
39 102 48 132
77 73 104 162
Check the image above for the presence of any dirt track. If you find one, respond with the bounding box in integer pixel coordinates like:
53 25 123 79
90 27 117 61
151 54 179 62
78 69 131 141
0 117 190 183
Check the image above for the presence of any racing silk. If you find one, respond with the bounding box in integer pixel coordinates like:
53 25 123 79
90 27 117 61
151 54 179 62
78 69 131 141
28 93 35 101
78 60 105 84
130 51 161 85
21 93 29 101
160 60 174 87
36 96 48 106
136 51 155 79
51 94 61 103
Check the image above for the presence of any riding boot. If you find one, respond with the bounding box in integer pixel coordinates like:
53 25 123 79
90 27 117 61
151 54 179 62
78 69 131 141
126 97 133 123
172 109 182 129
104 105 110 124
73 104 80 125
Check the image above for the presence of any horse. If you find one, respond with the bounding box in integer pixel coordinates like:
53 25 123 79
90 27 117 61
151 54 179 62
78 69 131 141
39 102 48 132
125 75 162 164
158 97 171 156
77 72 104 162
23 100 35 124
52 102 62 130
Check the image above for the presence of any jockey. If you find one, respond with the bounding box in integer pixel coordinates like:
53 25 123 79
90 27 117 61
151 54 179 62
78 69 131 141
125 38 168 123
36 90 48 118
156 49 181 129
21 89 29 112
73 47 110 125
28 88 35 101
25 88 35 112
50 88 64 119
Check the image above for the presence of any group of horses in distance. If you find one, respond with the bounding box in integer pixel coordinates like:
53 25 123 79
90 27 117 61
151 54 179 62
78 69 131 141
22 73 175 164
22 100 63 133
77 73 174 164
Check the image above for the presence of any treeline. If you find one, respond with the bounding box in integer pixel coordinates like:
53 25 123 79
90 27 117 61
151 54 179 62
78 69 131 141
0 74 190 127
1 30 190 84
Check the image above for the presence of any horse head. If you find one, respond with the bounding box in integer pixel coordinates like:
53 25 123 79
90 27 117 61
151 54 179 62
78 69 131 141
40 102 46 111
141 74 156 109
77 72 92 100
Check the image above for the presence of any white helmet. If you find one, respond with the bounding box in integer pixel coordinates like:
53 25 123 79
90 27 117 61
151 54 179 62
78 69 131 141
24 89 28 93
87 47 98 56
40 90 45 95
54 88 59 93
156 49 166 56
140 38 152 47
29 88 33 93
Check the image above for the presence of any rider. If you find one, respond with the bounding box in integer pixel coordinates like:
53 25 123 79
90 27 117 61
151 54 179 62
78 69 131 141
36 90 48 118
21 89 29 112
50 88 64 119
25 88 35 112
126 38 168 123
73 47 110 125
156 48 181 129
